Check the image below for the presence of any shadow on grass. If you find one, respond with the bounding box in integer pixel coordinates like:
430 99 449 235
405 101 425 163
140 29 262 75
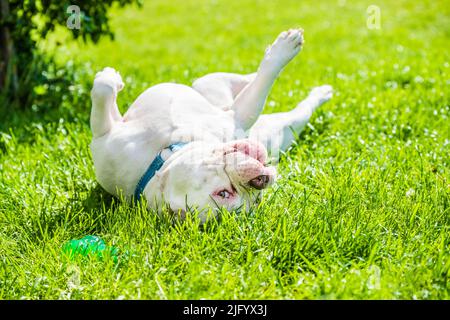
81 184 116 213
11 184 118 243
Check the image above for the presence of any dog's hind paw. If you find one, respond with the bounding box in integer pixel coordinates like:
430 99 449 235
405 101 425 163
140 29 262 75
308 85 333 108
260 28 304 74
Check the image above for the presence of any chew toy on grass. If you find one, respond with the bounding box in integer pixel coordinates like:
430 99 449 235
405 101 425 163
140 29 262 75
62 235 120 262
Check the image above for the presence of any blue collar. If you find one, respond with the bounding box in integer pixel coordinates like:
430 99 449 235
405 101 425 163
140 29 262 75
134 142 188 203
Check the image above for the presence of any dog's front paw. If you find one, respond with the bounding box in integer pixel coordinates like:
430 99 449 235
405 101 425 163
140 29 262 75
261 29 304 73
94 67 124 93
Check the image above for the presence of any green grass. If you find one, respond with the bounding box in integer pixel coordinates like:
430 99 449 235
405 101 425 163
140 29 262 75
1 0 449 299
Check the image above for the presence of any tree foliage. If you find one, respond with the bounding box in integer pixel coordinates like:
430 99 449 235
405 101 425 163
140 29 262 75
0 0 140 104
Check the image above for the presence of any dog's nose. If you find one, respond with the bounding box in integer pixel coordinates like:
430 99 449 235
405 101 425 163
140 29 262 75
248 175 270 190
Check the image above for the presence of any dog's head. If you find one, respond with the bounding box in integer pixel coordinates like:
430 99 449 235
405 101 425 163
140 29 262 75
147 139 276 219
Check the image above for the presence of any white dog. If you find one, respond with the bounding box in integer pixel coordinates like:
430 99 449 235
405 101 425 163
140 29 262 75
90 29 332 220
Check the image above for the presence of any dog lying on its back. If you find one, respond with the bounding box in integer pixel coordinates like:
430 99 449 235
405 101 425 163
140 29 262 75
90 28 332 221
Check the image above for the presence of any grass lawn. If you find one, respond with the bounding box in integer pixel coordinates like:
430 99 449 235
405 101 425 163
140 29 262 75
1 0 449 299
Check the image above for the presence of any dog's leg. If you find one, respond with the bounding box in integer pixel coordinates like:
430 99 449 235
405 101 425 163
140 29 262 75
249 85 332 156
231 29 304 130
192 72 256 110
90 67 124 138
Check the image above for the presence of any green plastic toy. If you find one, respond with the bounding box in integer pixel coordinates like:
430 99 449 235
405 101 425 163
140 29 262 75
62 235 120 262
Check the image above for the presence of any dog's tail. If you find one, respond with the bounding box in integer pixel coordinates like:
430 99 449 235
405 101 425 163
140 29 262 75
90 68 124 138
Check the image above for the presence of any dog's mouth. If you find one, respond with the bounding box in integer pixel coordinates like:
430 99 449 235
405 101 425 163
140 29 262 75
223 139 268 165
222 139 276 191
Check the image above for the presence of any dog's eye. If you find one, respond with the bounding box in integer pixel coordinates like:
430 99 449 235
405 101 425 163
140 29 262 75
218 190 230 199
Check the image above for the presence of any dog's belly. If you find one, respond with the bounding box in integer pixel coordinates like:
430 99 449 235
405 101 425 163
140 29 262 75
124 83 236 142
